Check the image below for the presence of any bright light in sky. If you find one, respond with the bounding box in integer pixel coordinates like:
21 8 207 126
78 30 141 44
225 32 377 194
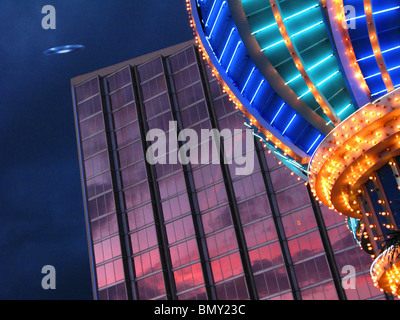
43 45 85 55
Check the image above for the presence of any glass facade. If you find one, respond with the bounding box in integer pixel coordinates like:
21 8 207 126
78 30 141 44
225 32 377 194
72 42 390 300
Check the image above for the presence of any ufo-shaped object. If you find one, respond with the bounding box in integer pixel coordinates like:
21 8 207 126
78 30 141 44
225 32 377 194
43 45 85 56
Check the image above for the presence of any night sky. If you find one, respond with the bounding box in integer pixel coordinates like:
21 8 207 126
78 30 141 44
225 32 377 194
0 0 192 300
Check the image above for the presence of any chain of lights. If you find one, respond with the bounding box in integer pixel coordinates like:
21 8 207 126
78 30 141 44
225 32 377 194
328 0 371 101
309 89 400 218
370 245 400 297
269 0 340 125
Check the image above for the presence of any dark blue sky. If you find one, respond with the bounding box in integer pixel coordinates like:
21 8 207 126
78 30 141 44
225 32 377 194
0 0 192 299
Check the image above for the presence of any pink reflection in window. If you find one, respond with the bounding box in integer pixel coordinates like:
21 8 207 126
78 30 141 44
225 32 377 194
202 205 232 234
270 166 300 192
82 132 107 160
118 140 143 169
158 171 186 200
105 262 116 284
249 242 283 273
134 248 162 278
174 262 204 293
320 204 346 227
88 192 116 220
197 182 228 212
86 171 112 199
206 228 238 259
94 243 104 265
244 218 277 248
96 265 106 288
233 172 266 201
294 256 331 288
213 95 236 120
215 276 249 300
93 236 121 265
238 195 271 224
99 214 118 239
114 259 124 282
121 161 147 189
177 286 207 300
102 238 112 261
288 231 323 263
334 247 372 274
130 225 158 254
166 216 195 245
193 165 223 189
301 281 338 300
211 252 243 283
170 239 200 268
269 292 293 300
254 266 290 298
127 203 154 231
98 282 128 300
328 224 357 252
137 272 166 300
96 259 125 289
345 273 383 300
111 236 121 257
162 193 191 222
115 122 140 148
282 206 317 238
275 184 310 214
124 182 151 210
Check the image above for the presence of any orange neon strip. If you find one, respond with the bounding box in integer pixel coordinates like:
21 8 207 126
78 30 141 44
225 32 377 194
269 0 340 125
327 0 371 98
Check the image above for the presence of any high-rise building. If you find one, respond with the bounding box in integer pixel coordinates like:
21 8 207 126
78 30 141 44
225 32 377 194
71 40 390 300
